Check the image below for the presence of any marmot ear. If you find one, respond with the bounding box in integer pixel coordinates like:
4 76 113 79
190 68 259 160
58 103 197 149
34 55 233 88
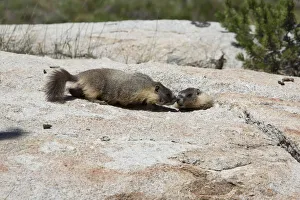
196 89 201 95
155 85 160 92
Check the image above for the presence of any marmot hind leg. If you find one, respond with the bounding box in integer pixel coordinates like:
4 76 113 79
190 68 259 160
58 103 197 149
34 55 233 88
69 87 107 104
69 87 84 98
83 85 109 105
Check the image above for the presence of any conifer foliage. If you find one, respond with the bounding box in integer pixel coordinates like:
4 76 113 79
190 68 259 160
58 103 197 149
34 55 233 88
217 0 300 76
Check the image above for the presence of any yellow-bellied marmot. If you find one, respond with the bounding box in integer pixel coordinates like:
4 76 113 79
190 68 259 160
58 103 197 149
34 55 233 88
175 88 213 110
45 68 176 107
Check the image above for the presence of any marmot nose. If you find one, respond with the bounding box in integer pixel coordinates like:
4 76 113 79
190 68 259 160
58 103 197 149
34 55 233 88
176 98 184 106
171 95 177 103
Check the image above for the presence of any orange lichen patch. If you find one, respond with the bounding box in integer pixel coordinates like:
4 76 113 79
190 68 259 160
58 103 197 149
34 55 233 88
85 167 122 182
285 128 300 136
0 163 9 172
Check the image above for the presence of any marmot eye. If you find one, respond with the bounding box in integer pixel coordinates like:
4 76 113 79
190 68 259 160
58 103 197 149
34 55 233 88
167 93 171 98
155 85 160 92
187 94 192 98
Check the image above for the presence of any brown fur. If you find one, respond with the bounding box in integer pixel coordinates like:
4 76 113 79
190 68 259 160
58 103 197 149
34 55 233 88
45 68 176 107
175 88 213 110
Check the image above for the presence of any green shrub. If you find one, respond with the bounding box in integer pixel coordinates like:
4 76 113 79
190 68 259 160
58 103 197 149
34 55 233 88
217 0 300 76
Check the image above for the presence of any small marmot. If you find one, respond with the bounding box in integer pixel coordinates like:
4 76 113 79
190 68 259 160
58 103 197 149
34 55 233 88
45 68 176 107
175 88 213 110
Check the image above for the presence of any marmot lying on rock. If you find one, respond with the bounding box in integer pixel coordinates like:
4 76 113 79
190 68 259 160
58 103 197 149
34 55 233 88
175 88 213 110
45 68 176 107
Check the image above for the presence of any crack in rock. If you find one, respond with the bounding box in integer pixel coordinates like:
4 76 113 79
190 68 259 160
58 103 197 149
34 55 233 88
243 110 300 163
172 152 252 172
208 162 252 172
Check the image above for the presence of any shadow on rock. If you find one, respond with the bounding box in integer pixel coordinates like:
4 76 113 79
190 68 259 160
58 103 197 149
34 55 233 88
0 128 27 140
62 95 179 112
120 104 179 112
63 95 78 102
178 107 211 112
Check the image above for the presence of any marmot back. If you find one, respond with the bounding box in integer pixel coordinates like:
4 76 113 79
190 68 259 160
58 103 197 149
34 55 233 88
45 68 176 107
175 87 213 110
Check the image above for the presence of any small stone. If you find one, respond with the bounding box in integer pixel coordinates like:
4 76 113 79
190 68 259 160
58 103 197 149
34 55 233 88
43 124 52 129
100 136 110 141
192 159 201 165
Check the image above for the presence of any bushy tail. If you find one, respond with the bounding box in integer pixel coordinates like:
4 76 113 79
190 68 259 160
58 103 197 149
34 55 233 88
45 68 78 102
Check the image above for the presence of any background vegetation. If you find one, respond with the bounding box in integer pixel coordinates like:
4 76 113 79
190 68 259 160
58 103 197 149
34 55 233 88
1 0 300 24
217 0 300 76
1 0 300 76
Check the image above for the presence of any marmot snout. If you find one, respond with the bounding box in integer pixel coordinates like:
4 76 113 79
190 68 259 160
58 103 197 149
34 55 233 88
175 87 213 110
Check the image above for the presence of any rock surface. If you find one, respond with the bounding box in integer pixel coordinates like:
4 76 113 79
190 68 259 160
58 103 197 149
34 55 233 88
1 21 300 200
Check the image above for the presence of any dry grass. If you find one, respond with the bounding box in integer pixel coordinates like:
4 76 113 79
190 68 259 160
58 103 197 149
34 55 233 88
0 24 97 59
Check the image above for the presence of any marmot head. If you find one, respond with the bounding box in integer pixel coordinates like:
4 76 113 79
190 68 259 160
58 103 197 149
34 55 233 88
152 82 176 105
177 88 201 107
176 87 213 110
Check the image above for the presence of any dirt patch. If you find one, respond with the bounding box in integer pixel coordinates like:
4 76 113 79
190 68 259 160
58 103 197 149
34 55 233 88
105 192 146 200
